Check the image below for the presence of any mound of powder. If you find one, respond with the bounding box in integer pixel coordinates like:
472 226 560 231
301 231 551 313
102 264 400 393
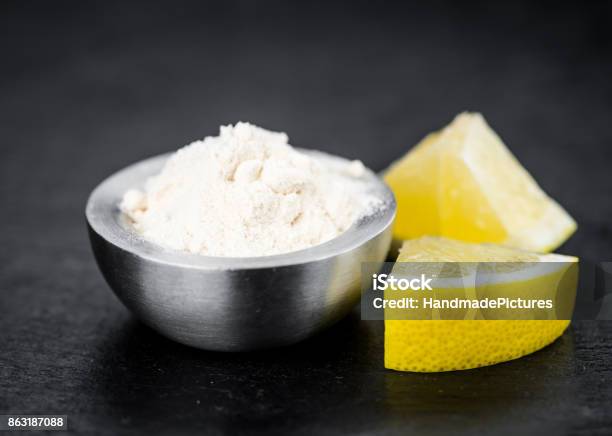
120 122 380 257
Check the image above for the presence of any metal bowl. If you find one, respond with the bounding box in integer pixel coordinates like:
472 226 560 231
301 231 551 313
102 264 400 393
86 151 395 351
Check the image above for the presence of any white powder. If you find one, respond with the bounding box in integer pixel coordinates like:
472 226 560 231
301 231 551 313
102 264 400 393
120 122 379 257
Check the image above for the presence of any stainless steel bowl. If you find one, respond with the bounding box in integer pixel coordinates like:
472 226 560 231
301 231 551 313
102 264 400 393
86 151 395 351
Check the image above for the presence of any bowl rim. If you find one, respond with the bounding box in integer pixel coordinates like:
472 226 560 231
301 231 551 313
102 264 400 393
85 150 396 270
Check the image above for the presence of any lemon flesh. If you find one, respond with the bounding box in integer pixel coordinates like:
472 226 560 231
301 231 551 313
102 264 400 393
384 236 578 372
384 113 576 252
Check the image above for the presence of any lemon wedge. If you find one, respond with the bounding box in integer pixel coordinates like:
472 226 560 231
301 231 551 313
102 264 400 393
384 113 576 252
384 236 578 372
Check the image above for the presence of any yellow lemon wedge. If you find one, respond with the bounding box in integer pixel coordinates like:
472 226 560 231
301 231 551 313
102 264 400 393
384 236 578 372
383 113 576 252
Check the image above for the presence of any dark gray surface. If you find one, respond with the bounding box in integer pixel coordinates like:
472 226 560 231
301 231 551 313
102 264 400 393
1 1 611 435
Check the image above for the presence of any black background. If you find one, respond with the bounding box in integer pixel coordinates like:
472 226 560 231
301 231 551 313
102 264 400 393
1 1 611 435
